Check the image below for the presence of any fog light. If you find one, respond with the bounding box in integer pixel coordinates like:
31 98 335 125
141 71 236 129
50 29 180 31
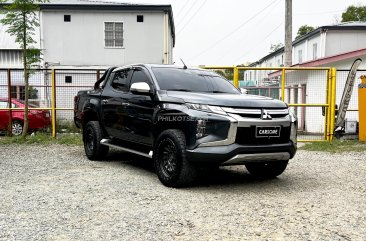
196 119 206 139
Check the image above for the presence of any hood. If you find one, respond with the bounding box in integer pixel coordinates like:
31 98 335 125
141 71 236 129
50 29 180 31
161 91 287 109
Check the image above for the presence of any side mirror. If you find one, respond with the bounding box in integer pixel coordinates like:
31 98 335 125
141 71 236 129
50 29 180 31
130 82 152 95
239 87 248 94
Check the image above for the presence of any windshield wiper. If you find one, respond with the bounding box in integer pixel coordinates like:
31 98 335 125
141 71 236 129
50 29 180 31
166 89 192 92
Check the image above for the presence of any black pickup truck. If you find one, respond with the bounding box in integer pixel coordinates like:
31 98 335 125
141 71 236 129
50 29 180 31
74 64 297 187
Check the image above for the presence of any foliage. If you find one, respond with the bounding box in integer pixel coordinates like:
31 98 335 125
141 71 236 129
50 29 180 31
296 25 315 39
0 133 83 146
0 0 48 137
28 86 38 99
270 43 284 53
341 5 366 22
300 140 366 153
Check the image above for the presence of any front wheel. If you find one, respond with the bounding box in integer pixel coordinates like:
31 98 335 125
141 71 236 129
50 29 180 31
245 160 289 179
154 129 197 187
83 121 109 160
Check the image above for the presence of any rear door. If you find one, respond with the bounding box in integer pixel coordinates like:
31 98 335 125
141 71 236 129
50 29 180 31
101 68 132 140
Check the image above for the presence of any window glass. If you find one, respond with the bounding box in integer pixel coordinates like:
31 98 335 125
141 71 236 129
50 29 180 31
152 68 239 94
105 22 123 48
0 101 7 108
111 69 130 92
130 69 151 87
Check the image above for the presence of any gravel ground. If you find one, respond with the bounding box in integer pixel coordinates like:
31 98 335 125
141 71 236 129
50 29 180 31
0 144 365 241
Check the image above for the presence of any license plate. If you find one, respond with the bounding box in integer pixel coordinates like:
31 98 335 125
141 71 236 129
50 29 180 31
256 126 281 138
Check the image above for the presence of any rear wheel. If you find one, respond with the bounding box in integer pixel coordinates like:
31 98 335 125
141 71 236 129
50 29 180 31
83 121 109 160
154 129 197 187
12 121 23 136
245 160 289 179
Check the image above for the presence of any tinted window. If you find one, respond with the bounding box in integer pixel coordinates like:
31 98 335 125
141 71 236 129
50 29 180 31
152 68 239 94
111 69 130 92
130 69 151 87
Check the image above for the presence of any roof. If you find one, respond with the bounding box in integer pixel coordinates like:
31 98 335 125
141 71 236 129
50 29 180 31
0 0 176 46
252 21 366 65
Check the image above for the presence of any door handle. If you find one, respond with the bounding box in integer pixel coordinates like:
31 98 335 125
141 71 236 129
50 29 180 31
102 99 109 104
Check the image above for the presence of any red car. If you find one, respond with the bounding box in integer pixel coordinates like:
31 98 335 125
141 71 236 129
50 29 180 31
0 98 51 135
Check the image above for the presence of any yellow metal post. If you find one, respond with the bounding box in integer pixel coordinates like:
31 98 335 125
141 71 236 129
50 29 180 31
329 68 337 141
51 69 57 138
358 75 366 141
325 69 332 141
281 68 286 102
233 67 239 88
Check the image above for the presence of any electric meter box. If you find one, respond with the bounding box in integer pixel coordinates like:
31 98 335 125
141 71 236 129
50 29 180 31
345 119 357 134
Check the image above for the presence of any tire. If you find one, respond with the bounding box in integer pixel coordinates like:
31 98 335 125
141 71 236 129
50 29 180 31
154 129 197 187
12 120 23 136
245 160 289 179
83 121 109 160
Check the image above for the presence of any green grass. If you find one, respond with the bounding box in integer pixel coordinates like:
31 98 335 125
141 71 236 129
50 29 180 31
0 133 83 146
300 140 366 153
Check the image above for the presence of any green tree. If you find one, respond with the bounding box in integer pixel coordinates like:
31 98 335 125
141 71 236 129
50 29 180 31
341 5 366 22
296 25 315 39
0 0 47 137
270 43 284 53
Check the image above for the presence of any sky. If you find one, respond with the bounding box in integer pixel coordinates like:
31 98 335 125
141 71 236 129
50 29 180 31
100 0 362 66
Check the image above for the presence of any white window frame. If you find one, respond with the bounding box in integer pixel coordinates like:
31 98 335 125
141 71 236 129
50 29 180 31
104 21 124 49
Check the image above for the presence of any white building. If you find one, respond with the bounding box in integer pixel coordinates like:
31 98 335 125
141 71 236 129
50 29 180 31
245 22 366 134
0 0 175 120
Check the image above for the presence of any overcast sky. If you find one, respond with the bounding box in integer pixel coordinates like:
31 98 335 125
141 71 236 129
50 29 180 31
111 0 360 66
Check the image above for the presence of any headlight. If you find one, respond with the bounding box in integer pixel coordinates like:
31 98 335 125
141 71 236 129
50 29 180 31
186 103 227 115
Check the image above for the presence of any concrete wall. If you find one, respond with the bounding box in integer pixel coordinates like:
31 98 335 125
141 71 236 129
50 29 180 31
40 10 172 67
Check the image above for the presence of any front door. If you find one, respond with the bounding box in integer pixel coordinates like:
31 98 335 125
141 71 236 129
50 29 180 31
123 68 155 146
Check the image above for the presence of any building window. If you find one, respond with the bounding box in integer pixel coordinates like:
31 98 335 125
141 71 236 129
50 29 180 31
137 15 144 22
64 15 71 22
104 22 123 48
312 43 318 60
65 76 72 83
11 86 25 100
298 49 302 64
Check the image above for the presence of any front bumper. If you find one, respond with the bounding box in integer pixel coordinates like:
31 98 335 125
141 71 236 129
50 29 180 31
186 141 297 166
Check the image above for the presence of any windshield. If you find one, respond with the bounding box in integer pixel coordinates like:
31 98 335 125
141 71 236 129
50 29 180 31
152 68 240 94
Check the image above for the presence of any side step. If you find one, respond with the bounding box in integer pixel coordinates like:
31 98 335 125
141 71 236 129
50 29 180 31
100 139 153 159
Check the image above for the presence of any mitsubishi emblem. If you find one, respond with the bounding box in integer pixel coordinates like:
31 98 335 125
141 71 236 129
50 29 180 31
262 110 272 120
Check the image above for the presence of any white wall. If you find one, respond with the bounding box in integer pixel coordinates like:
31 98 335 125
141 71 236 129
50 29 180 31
325 30 366 57
41 10 172 67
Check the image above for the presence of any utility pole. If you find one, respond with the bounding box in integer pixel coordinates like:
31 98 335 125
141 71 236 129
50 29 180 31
284 0 292 66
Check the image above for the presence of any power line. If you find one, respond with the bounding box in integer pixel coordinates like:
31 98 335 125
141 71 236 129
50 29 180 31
187 0 280 61
177 0 208 34
176 1 201 28
215 0 282 63
233 22 284 65
175 0 192 19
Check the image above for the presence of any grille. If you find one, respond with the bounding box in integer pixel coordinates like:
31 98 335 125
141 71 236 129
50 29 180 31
235 126 291 145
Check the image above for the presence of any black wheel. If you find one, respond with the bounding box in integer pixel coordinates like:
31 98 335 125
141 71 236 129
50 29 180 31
12 120 23 136
154 129 197 187
245 160 289 179
83 121 109 160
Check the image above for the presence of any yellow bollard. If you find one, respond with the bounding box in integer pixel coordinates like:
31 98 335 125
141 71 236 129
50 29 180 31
359 75 366 141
